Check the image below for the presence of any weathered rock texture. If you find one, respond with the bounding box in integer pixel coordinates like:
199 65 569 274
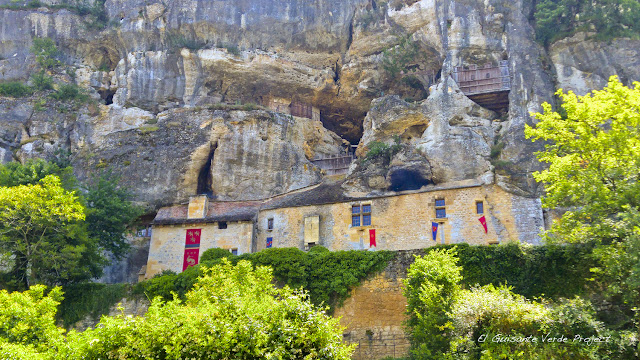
549 32 640 96
1 0 639 208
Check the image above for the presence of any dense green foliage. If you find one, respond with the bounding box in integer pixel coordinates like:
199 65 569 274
0 81 33 97
0 262 355 359
526 77 640 331
0 285 65 359
83 171 143 259
0 160 141 291
382 35 422 79
526 77 640 245
50 83 88 102
136 247 396 312
30 37 60 70
30 71 54 91
431 243 596 299
403 248 462 358
364 136 403 165
56 283 129 328
0 176 98 289
534 0 640 45
403 249 638 359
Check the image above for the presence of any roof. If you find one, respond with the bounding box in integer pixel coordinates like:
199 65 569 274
261 181 353 210
152 200 261 225
152 180 485 226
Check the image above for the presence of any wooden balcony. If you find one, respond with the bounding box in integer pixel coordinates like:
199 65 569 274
452 61 510 112
311 154 354 176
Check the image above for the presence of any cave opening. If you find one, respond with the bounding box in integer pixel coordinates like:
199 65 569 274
99 89 116 105
197 143 217 196
389 168 432 192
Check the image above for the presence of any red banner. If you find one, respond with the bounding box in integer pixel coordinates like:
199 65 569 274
478 216 488 234
185 229 201 246
182 248 200 271
369 229 376 248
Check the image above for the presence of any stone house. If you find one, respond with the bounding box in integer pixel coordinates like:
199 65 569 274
143 182 544 278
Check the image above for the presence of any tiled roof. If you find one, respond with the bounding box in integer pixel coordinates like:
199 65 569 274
152 200 262 225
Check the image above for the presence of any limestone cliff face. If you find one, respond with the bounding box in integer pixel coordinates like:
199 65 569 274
1 0 639 208
549 32 640 96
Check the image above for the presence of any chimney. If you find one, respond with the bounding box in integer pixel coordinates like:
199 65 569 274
187 195 209 219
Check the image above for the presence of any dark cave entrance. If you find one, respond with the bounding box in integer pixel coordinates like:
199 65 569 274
197 144 217 196
389 168 432 192
99 89 116 105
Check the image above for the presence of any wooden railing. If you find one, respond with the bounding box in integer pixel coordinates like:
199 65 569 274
452 60 510 96
311 154 354 176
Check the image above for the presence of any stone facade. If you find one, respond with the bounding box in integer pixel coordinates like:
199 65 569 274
335 250 420 360
145 220 253 278
256 184 543 252
144 183 544 278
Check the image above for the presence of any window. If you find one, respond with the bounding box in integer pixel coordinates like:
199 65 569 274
267 218 274 230
351 204 372 227
435 199 446 219
476 201 484 215
230 248 238 256
362 204 371 226
218 221 227 229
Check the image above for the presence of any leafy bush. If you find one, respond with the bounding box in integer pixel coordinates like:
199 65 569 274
364 136 403 165
56 283 128 328
382 35 421 79
200 247 236 263
403 248 461 358
30 71 54 91
2 262 355 359
534 0 640 45
50 83 88 102
426 243 596 299
0 81 33 97
404 248 639 359
31 37 60 70
63 261 355 359
136 247 395 312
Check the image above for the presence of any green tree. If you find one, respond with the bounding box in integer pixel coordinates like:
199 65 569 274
525 76 640 244
0 175 101 290
526 76 640 333
30 38 60 70
63 260 354 359
83 171 143 260
0 159 75 190
534 0 640 45
0 285 65 359
402 248 462 359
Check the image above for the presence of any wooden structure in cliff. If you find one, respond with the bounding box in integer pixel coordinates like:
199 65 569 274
264 97 321 121
311 153 354 176
452 60 510 112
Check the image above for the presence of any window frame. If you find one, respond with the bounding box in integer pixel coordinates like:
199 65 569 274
476 201 484 215
351 203 372 227
435 198 447 219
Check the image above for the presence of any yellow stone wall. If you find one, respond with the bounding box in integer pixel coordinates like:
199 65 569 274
145 221 253 278
335 272 409 360
256 184 543 251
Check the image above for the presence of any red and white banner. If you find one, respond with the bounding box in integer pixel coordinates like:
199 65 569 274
183 229 201 271
182 248 200 271
369 229 376 248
